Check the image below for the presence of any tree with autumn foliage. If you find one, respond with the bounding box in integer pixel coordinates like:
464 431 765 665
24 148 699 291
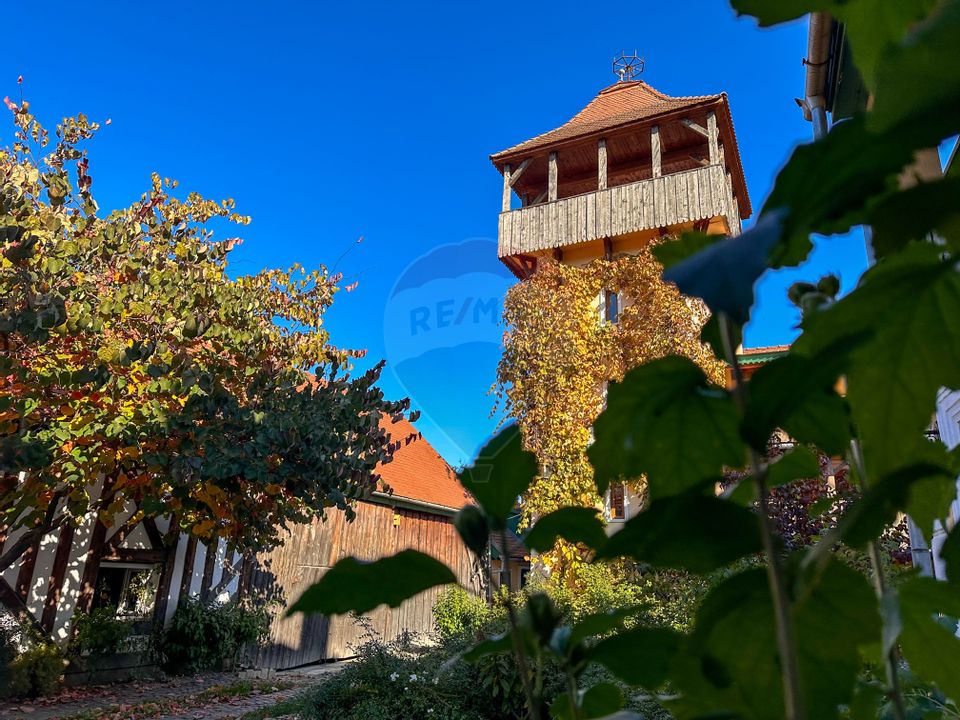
0 95 409 577
496 246 722 578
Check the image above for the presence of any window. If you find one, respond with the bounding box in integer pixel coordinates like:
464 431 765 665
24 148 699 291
603 290 620 324
609 482 626 520
93 563 161 629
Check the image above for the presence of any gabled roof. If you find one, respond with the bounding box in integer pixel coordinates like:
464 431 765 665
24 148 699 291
377 415 470 512
490 80 752 219
736 345 791 366
492 81 722 160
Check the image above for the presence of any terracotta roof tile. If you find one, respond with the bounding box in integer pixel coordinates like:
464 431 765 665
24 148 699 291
377 415 470 511
491 81 722 160
490 80 752 218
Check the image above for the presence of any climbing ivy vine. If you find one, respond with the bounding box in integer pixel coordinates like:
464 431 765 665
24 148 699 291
495 246 722 578
295 1 960 718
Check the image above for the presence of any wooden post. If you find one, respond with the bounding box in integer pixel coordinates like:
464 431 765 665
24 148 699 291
501 164 512 212
548 152 558 201
651 126 662 178
40 523 75 632
200 540 217 601
707 111 720 164
76 519 108 613
598 139 608 190
178 535 198 602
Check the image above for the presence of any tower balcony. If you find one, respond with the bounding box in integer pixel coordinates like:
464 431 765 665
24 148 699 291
497 163 739 261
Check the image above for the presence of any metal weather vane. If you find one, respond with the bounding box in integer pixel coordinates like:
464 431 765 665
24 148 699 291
613 51 645 82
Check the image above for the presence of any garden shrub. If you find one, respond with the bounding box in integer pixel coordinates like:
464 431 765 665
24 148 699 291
69 606 133 659
5 642 66 698
433 586 500 641
302 627 490 720
155 597 271 673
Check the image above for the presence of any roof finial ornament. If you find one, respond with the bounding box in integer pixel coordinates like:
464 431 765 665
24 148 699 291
613 51 644 82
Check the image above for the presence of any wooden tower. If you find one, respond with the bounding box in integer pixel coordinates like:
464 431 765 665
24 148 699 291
491 70 751 276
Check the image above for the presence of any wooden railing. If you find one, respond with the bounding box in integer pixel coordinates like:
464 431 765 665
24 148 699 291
497 164 738 257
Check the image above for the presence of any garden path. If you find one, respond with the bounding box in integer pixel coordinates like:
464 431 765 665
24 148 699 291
0 664 344 720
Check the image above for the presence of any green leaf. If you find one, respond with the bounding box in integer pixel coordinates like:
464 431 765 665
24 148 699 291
671 559 878 720
598 493 762 573
453 505 490 556
767 446 821 489
798 243 960 478
761 116 914 267
899 576 960 702
458 425 537 528
839 0 938 91
462 632 514 662
524 507 607 553
662 211 783 324
869 0 960 145
728 445 821 505
286 549 456 616
550 683 624 720
741 340 862 455
581 683 624 719
589 626 682 689
868 178 960 259
589 357 745 498
651 231 719 270
728 0 830 26
838 454 956 549
523 592 563 646
566 605 647 650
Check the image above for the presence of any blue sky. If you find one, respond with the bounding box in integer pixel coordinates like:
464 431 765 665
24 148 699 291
5 1 872 466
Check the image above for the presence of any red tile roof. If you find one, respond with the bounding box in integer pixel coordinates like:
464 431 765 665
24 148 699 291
376 415 470 512
491 80 722 160
490 80 752 219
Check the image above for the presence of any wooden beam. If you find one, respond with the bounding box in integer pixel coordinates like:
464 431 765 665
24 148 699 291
502 163 512 212
531 189 547 205
143 518 164 550
548 152 558 201
707 111 720 164
16 531 42 603
680 118 709 137
99 547 168 564
41 523 75 632
76 518 108 613
552 247 564 262
508 158 531 187
651 126 662 178
179 535 198 601
522 141 706 192
200 540 217 602
151 523 180 628
598 139 608 191
603 238 614 261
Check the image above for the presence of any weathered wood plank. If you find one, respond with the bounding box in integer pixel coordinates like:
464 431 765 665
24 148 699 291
502 164 512 213
651 125 662 178
598 139 608 191
548 153 558 202
707 111 720 165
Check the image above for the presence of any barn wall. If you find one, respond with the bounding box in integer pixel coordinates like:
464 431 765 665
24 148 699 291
250 499 480 669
